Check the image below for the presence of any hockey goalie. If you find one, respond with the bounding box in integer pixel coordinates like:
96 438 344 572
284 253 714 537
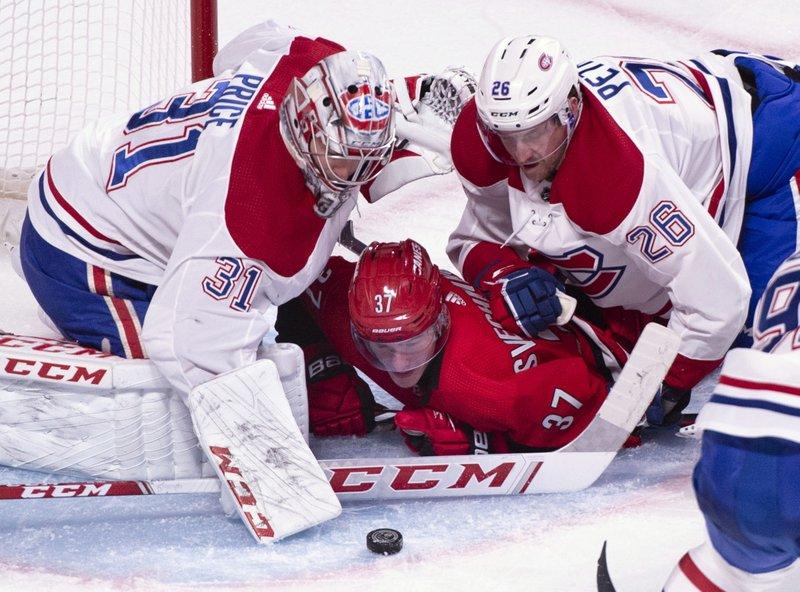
0 18 477 543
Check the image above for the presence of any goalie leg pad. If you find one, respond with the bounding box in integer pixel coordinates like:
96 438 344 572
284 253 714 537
189 359 341 543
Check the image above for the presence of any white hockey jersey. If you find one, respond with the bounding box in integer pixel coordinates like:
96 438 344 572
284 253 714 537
447 53 756 389
25 22 359 396
696 252 800 442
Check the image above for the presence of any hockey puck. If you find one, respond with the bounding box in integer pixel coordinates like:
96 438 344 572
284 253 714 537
366 528 403 555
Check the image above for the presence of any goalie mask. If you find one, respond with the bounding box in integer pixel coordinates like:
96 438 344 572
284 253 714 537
475 36 581 170
349 240 450 374
279 51 396 217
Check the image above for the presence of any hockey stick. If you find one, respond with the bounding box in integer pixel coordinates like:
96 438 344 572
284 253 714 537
0 323 678 502
338 220 368 255
597 541 619 592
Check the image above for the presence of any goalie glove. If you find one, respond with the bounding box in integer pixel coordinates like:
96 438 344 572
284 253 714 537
394 407 508 456
393 68 477 174
417 67 478 126
304 344 382 437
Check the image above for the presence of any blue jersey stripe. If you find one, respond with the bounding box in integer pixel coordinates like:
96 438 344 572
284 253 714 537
37 174 140 262
690 59 738 227
689 59 711 74
710 393 800 418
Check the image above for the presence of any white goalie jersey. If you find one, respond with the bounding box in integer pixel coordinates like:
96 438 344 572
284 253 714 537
23 19 459 398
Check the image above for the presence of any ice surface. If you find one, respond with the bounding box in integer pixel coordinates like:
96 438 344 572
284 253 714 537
1 1 799 590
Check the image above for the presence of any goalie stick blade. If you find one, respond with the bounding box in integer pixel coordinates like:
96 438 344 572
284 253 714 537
597 541 619 592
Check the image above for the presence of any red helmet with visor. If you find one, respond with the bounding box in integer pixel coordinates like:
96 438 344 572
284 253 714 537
349 240 450 373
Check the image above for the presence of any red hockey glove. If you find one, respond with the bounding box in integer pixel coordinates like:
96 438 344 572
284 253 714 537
395 408 471 456
394 408 511 456
304 344 378 437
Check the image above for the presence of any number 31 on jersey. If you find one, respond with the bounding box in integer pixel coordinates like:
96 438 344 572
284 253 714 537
202 257 263 312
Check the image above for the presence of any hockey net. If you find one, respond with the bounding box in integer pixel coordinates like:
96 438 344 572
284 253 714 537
0 0 216 242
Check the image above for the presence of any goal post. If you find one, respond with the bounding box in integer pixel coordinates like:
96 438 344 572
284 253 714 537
191 0 218 82
0 0 218 216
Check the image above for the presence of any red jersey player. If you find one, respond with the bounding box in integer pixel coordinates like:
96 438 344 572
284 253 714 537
276 239 630 455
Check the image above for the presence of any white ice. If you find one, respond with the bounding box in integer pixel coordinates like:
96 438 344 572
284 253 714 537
1 1 799 590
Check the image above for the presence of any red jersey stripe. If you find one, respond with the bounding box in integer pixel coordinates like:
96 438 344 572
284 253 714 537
678 553 725 592
46 160 122 245
719 374 800 397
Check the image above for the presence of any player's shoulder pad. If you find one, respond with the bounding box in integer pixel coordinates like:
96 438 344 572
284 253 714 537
224 120 325 277
224 36 344 277
550 87 644 235
451 98 511 188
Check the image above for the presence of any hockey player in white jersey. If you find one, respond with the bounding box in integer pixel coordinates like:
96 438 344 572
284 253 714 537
14 19 472 398
13 21 471 542
663 251 800 591
447 35 800 425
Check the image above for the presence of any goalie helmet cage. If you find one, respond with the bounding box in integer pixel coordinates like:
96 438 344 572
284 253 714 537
0 0 218 202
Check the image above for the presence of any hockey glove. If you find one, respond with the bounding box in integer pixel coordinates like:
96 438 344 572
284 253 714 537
417 67 477 126
488 266 564 337
304 344 379 437
394 408 509 456
645 383 692 427
395 408 471 456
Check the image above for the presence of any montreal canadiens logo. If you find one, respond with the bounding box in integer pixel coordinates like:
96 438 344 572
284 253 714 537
539 53 553 70
346 94 390 123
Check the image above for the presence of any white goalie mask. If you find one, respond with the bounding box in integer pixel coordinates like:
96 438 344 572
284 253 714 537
279 51 396 217
475 36 581 168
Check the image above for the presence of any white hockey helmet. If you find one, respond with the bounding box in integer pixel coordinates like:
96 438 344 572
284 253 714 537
475 35 581 167
279 51 396 217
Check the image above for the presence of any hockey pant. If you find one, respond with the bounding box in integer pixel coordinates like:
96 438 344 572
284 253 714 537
695 431 800 574
19 215 155 358
732 54 800 346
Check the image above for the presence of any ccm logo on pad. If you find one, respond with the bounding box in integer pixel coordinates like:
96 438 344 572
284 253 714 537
1 356 108 385
210 446 275 539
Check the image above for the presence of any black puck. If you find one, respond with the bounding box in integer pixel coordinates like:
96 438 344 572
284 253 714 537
366 528 403 555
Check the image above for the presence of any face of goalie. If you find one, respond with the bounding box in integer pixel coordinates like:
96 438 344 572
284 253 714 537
278 51 396 217
307 133 363 185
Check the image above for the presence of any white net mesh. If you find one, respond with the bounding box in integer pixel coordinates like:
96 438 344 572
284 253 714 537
0 0 193 202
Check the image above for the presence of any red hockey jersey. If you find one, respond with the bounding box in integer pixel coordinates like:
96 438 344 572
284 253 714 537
298 256 629 449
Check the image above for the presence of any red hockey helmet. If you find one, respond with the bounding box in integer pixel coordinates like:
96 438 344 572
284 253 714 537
349 240 450 373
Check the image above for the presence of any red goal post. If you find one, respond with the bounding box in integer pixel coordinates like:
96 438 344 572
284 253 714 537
0 0 218 213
